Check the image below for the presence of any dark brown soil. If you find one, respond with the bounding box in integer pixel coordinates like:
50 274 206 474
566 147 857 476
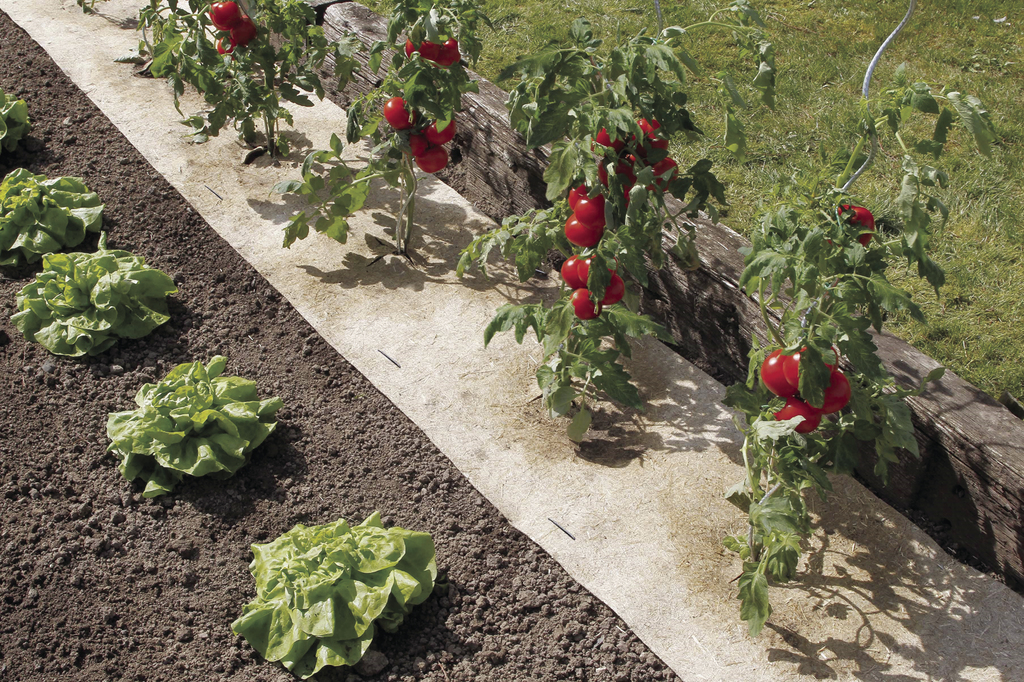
0 11 680 682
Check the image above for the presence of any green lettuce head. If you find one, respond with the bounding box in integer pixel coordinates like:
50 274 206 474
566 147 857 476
232 512 437 678
107 355 284 497
0 168 103 266
12 232 176 356
0 89 30 153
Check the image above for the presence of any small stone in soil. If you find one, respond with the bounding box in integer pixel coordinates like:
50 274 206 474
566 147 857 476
354 650 389 677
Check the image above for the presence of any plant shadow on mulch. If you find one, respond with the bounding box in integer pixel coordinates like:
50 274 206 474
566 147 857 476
764 501 1022 681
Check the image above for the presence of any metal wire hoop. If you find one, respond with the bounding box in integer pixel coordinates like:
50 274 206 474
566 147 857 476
841 0 918 193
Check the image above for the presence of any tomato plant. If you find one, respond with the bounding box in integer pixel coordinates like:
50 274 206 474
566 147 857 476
275 0 489 255
721 5 998 634
459 5 774 441
138 0 362 157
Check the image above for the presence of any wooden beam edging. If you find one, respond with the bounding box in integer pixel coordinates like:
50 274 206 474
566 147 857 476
318 2 1024 587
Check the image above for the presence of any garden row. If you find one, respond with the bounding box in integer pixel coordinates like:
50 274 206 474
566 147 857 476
316 0 1024 590
0 7 683 682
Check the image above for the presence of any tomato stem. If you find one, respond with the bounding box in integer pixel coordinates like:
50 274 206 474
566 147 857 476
392 154 418 254
758 278 784 346
836 132 869 190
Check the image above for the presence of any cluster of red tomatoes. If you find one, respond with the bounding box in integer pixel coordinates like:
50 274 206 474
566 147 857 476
595 119 679 198
382 97 455 174
209 1 257 54
557 118 683 320
761 348 852 433
560 189 625 319
404 37 461 67
560 254 625 320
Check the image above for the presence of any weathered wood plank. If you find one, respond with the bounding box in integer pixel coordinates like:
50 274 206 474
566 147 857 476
318 2 1024 586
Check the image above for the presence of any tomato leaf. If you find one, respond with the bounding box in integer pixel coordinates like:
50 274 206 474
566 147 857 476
543 142 580 202
749 495 803 536
737 566 771 637
547 385 576 417
587 355 642 409
947 91 997 157
763 532 801 582
566 408 593 442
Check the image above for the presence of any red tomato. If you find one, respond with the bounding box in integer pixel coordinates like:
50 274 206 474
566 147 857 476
425 120 455 145
783 346 838 390
570 289 601 320
774 398 822 434
436 38 460 66
838 204 876 246
409 133 429 157
821 370 852 414
638 118 661 136
601 274 625 305
217 37 234 55
560 256 586 289
415 145 448 173
419 40 442 62
761 349 797 397
565 216 603 248
596 128 626 153
574 195 606 230
210 2 242 30
651 157 678 189
574 257 592 284
230 16 257 47
568 185 587 211
383 96 417 130
405 40 442 61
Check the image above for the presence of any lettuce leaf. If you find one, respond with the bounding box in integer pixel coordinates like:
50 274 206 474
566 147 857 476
0 89 31 153
232 513 437 678
11 233 176 356
0 168 103 265
106 355 283 497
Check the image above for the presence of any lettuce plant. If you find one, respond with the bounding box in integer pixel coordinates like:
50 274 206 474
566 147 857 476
0 89 30 153
107 355 283 497
232 512 437 678
12 233 176 356
0 168 103 266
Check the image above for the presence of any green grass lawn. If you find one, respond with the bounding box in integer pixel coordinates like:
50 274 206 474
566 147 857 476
369 0 1024 401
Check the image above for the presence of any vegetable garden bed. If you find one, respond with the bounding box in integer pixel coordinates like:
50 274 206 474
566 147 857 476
3 1 1024 681
0 10 680 681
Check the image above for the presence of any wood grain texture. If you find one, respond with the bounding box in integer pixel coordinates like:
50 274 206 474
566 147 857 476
319 2 1024 585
